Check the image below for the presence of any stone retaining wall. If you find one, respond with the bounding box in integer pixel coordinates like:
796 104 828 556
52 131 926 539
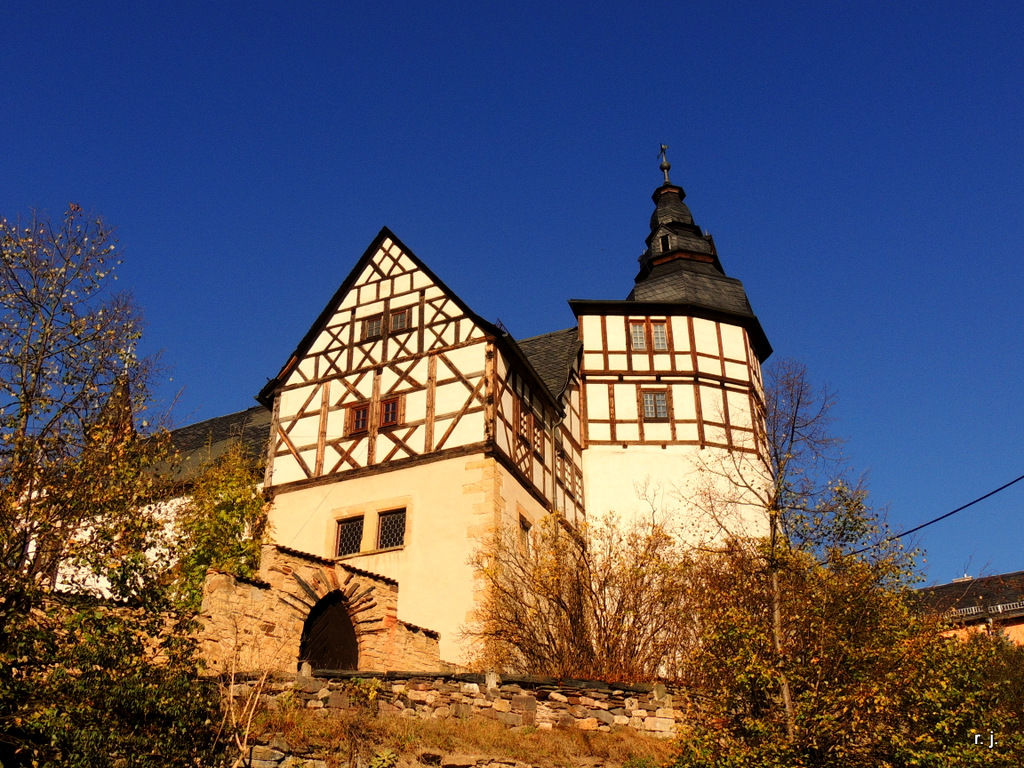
243 745 632 768
236 670 687 741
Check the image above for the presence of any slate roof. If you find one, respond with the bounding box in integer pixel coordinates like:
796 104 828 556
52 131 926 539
646 185 717 260
627 258 756 318
516 327 581 399
258 227 564 416
569 180 772 362
169 405 271 481
917 571 1024 621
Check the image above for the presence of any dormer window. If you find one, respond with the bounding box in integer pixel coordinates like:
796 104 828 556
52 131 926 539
660 234 670 252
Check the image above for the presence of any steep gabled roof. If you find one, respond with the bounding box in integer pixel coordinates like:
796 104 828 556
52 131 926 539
169 405 271 481
517 327 581 399
256 227 568 414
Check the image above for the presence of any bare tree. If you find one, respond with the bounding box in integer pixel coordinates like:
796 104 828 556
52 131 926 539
468 511 698 681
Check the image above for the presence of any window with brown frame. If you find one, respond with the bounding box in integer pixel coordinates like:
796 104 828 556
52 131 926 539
336 516 364 556
630 322 647 351
516 399 533 450
389 307 412 332
377 509 406 549
652 322 668 351
348 403 370 434
362 315 383 340
642 390 669 422
380 396 400 428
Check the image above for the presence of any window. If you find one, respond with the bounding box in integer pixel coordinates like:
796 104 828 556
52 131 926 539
660 234 670 252
642 391 669 421
516 400 532 450
390 307 411 332
518 516 532 552
377 509 406 549
380 397 399 428
349 403 369 434
362 315 383 339
630 323 646 350
336 517 364 556
652 323 668 351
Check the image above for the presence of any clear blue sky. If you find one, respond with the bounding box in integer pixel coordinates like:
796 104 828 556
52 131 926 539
3 1 1022 585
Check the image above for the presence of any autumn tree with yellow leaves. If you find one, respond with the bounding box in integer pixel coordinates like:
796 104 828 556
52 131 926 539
0 207 227 767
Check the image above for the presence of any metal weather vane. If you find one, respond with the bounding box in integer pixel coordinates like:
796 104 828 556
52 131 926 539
658 144 671 184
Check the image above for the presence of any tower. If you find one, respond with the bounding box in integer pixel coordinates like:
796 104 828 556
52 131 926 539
570 152 772 539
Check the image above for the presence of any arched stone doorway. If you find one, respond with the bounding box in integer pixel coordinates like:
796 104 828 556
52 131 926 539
299 590 359 671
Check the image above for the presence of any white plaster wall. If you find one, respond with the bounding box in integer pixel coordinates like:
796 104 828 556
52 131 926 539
606 319 626 351
580 315 602 347
268 453 516 666
581 445 769 544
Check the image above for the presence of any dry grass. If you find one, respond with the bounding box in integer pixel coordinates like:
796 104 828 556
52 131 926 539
252 707 675 768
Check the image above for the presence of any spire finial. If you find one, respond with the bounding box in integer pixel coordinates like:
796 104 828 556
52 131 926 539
658 144 671 184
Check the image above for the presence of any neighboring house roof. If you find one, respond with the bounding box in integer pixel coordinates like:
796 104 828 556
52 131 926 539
918 571 1024 623
169 405 271 481
517 327 581 399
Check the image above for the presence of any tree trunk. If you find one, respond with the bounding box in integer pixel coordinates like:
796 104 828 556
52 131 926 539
769 507 796 743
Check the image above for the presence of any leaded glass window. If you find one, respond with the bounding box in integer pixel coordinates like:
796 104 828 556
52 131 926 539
377 509 406 549
337 517 364 556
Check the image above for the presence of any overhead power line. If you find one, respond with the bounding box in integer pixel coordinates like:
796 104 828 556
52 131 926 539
847 471 1024 557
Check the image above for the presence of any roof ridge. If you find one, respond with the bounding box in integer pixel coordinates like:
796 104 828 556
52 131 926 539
174 403 267 432
518 326 579 344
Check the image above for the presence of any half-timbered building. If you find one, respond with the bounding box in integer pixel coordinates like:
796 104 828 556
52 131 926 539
571 167 772 541
251 229 585 666
189 159 772 669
